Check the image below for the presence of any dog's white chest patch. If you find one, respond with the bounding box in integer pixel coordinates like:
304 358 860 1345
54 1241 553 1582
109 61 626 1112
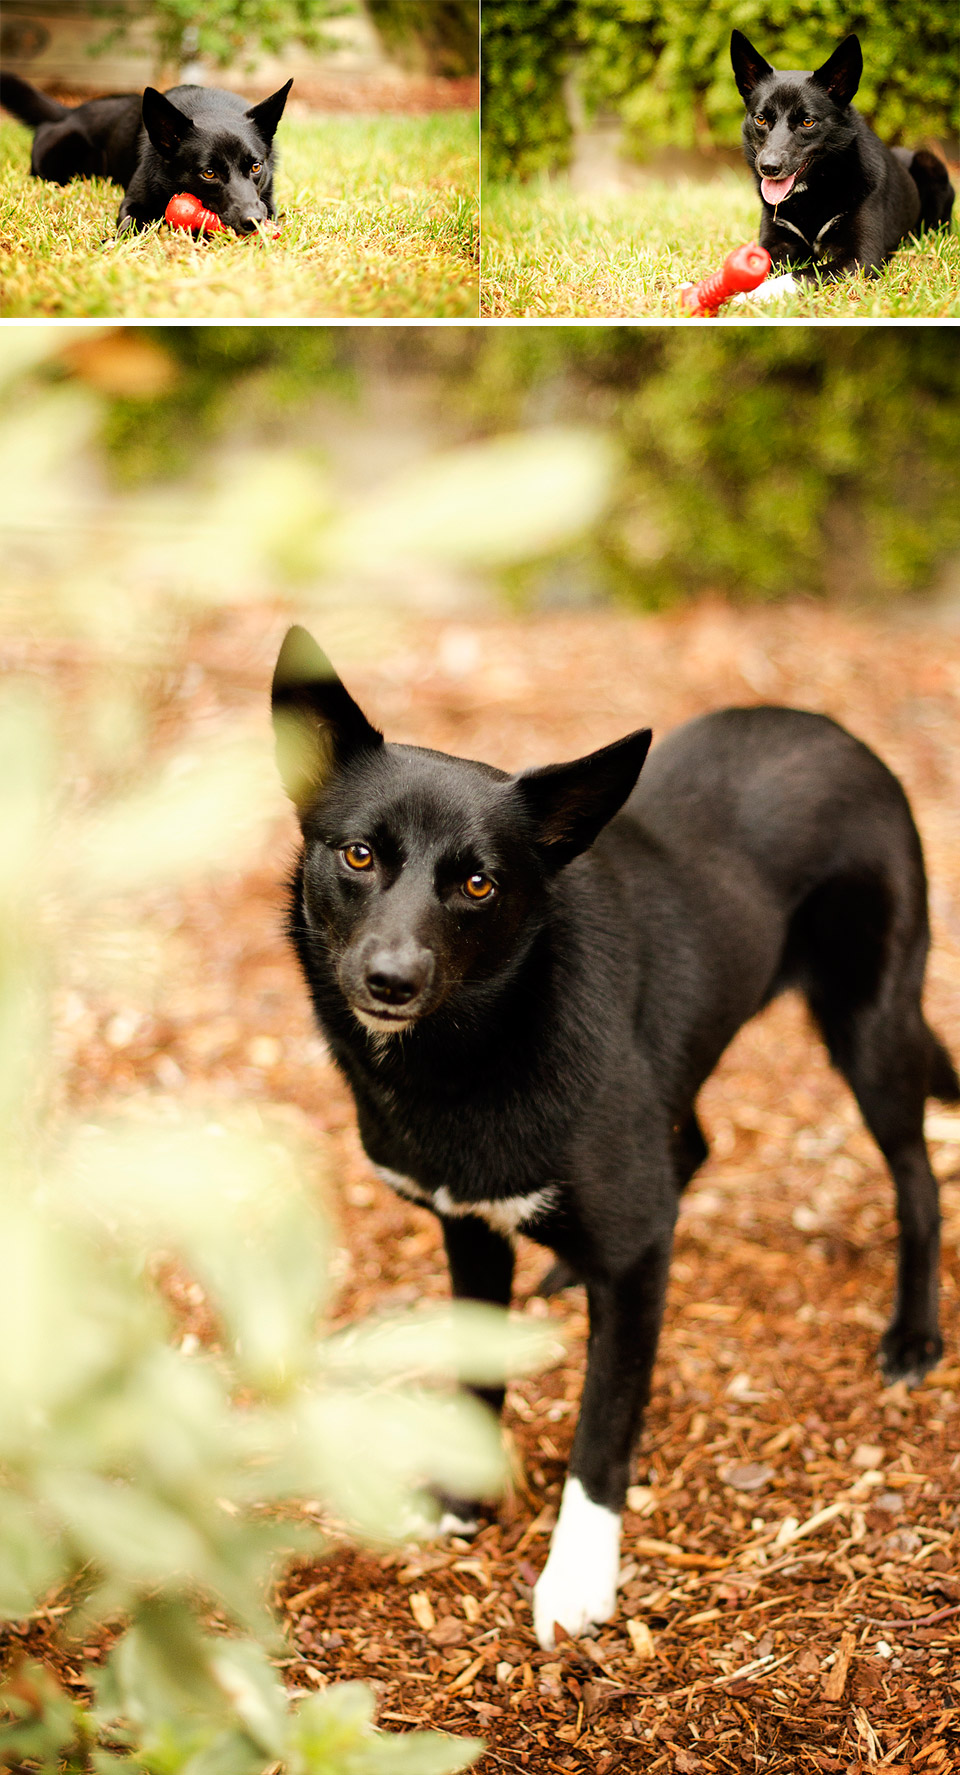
374 1167 557 1234
533 1477 622 1649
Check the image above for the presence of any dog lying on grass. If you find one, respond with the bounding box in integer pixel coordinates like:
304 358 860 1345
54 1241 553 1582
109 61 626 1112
729 31 954 304
0 71 291 233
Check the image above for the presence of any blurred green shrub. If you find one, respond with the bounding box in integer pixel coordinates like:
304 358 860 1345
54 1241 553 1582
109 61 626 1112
482 0 960 178
481 0 576 181
0 378 578 1766
468 327 960 604
366 2 479 77
93 0 355 70
38 325 960 608
0 678 551 1768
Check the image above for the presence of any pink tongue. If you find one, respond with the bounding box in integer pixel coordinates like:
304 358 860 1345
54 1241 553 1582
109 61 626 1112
761 172 797 204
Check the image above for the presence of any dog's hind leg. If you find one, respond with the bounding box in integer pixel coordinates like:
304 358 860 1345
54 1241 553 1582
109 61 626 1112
798 871 950 1383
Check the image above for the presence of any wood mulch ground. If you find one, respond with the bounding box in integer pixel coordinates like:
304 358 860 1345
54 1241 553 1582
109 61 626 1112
16 598 960 1772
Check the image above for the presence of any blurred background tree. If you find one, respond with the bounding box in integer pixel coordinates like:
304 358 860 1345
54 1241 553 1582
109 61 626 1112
32 324 960 609
481 0 960 180
366 2 478 77
90 0 477 76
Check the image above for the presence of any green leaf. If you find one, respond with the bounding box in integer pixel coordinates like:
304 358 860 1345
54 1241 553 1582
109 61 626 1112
323 1304 558 1386
328 429 618 569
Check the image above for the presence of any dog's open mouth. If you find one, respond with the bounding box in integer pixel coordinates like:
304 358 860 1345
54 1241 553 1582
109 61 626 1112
760 162 809 204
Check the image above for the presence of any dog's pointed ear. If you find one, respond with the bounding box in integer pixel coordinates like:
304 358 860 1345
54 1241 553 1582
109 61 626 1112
730 30 773 101
811 34 862 106
141 87 194 157
246 78 293 144
271 625 383 815
512 729 652 871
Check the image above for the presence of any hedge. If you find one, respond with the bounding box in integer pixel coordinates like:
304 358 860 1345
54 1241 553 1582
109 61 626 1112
481 0 576 181
482 0 960 179
466 328 960 605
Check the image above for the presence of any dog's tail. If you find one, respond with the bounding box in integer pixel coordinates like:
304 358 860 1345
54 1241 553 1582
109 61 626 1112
908 148 955 233
0 71 70 127
927 1027 960 1103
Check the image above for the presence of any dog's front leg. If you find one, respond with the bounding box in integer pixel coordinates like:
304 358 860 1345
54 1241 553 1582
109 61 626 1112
437 1214 516 1531
533 1237 672 1649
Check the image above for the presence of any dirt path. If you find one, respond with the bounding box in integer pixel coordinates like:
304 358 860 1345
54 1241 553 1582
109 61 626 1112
54 599 960 1772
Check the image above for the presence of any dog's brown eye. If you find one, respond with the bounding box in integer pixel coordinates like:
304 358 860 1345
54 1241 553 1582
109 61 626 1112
200 169 217 180
463 873 495 901
342 843 373 871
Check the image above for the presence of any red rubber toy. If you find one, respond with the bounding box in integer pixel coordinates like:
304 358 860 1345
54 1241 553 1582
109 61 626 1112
164 192 225 233
679 242 772 316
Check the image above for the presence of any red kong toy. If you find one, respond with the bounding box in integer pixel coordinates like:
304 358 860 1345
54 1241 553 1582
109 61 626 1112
163 193 281 238
679 242 772 316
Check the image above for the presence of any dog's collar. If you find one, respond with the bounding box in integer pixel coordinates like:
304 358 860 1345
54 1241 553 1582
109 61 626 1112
771 211 846 253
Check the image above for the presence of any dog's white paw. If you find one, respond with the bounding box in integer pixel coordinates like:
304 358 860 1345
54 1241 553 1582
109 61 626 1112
532 1478 621 1650
729 271 802 308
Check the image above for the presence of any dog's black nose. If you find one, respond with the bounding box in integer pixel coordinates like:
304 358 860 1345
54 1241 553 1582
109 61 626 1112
758 159 784 177
366 964 424 1006
367 970 416 1005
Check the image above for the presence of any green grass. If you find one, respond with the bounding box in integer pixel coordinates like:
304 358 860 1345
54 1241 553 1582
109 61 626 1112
0 111 479 319
481 170 960 318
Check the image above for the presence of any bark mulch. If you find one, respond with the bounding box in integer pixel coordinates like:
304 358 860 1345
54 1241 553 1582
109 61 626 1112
16 599 960 1773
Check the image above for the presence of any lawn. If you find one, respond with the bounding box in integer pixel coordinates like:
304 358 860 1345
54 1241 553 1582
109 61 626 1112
0 110 479 319
481 169 960 318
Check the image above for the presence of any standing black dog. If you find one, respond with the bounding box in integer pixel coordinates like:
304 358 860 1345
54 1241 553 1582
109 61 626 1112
0 71 291 232
272 627 957 1649
730 31 954 291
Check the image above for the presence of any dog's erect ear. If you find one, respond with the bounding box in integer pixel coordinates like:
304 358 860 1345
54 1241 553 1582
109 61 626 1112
246 78 293 144
730 30 774 101
811 34 862 106
141 87 195 157
513 729 652 871
271 625 383 814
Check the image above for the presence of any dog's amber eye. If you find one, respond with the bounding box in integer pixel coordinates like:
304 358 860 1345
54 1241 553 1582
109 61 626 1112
200 169 217 180
755 114 767 126
251 162 262 174
801 118 816 127
341 843 373 871
463 873 495 901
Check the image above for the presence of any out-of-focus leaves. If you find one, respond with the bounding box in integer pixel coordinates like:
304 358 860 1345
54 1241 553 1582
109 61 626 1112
0 1492 60 1619
294 1389 506 1541
327 429 618 570
324 1305 559 1387
71 735 281 898
60 1118 332 1388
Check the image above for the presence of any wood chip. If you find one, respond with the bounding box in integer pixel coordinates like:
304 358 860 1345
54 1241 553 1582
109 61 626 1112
822 1630 856 1701
408 1590 435 1632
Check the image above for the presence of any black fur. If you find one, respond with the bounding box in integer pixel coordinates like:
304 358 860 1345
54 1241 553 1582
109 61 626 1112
272 628 957 1592
730 31 954 280
0 70 291 233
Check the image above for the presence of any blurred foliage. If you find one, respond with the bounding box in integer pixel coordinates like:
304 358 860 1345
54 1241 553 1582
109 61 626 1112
481 0 575 181
482 0 960 178
19 324 960 609
467 327 960 604
0 336 589 1767
94 0 356 70
366 2 479 77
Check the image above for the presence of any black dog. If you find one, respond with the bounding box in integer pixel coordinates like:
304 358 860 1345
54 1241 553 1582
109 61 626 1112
730 31 954 293
0 71 291 232
272 627 957 1648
